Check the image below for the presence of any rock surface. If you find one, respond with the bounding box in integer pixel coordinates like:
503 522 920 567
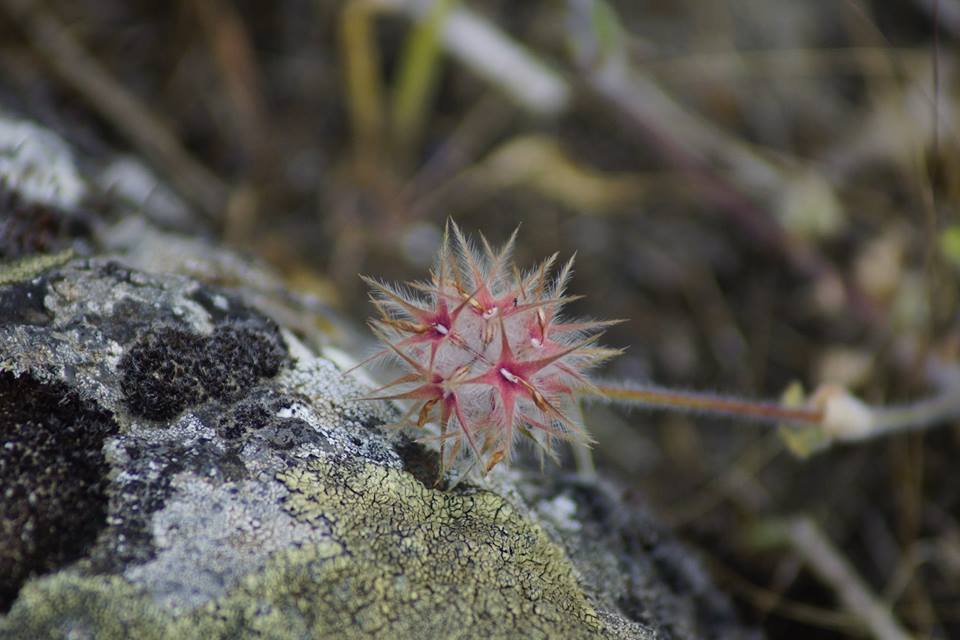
0 113 757 639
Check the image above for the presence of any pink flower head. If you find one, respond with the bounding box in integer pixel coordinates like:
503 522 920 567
359 221 621 473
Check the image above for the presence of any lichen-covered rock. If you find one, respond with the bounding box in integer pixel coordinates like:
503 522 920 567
0 114 757 639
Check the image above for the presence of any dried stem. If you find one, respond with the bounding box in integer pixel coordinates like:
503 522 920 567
0 0 228 221
751 516 912 640
868 391 960 436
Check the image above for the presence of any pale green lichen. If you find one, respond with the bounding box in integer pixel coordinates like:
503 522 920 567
1 458 608 639
266 458 605 639
0 573 167 640
0 249 74 285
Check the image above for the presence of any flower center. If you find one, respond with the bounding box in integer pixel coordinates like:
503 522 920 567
499 367 520 384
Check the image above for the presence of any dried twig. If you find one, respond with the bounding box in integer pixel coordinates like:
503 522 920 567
914 0 960 39
0 0 228 221
753 516 913 640
189 0 267 161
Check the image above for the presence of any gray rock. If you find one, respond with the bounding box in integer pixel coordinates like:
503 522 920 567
0 115 757 639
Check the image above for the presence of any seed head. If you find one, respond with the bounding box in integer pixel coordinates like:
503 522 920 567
358 221 620 474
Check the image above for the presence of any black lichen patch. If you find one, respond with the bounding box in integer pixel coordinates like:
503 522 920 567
120 328 205 421
0 277 51 326
0 371 118 612
188 288 267 325
395 437 444 490
0 185 92 259
94 260 138 285
97 298 156 345
202 388 329 452
119 322 287 421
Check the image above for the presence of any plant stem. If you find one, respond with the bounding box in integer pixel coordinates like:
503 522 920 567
868 391 960 436
590 378 960 447
588 382 824 425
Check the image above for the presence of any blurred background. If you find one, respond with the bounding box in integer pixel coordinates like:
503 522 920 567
2 0 959 637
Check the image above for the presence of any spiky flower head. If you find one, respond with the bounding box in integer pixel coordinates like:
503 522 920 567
358 221 620 474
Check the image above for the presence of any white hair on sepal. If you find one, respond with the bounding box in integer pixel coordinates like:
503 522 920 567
361 276 430 321
351 222 617 474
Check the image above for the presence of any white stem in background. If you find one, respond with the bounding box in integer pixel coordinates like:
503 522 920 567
385 0 570 115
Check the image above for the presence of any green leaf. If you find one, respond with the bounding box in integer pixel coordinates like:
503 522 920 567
776 382 831 458
939 225 960 269
589 0 627 64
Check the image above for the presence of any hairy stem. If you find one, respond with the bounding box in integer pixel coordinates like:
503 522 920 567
589 378 960 448
587 382 824 425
